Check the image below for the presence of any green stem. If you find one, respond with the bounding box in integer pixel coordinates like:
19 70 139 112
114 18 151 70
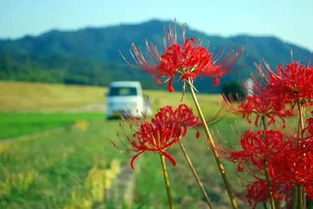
160 154 175 209
297 101 305 209
293 186 297 209
188 80 238 209
264 161 276 209
299 185 305 209
263 202 269 209
179 142 214 209
297 101 305 138
261 116 277 209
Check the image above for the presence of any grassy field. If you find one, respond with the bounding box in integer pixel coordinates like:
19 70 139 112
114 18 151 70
0 112 103 140
0 81 106 112
0 81 222 114
0 81 250 209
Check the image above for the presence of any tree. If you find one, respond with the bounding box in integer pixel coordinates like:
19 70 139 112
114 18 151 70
221 81 246 102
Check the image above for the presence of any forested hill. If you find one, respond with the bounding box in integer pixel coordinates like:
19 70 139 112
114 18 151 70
0 19 311 93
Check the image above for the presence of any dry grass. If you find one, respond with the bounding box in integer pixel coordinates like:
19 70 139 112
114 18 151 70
0 81 106 112
0 81 223 116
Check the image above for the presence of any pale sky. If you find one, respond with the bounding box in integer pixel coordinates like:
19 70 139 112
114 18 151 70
1 0 312 51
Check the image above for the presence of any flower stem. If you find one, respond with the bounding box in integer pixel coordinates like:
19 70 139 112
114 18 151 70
160 154 175 209
299 185 305 209
263 161 276 209
179 142 214 209
297 101 305 138
263 202 269 209
297 101 305 209
261 116 276 209
292 186 299 209
188 80 238 209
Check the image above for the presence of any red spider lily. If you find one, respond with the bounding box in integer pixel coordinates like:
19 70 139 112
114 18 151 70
265 62 313 107
270 137 313 185
245 180 293 209
130 121 182 168
121 25 242 92
153 104 201 138
114 104 201 169
231 130 287 173
238 94 292 127
289 145 313 185
246 180 269 209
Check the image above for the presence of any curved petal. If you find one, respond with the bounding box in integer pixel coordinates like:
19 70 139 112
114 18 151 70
160 151 176 166
130 151 144 169
167 77 175 92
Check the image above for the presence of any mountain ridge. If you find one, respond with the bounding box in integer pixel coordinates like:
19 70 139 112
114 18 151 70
0 19 311 93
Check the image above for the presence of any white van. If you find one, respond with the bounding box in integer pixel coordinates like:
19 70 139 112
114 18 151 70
106 81 151 119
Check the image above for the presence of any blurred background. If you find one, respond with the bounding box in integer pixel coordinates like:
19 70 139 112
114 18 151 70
0 0 312 208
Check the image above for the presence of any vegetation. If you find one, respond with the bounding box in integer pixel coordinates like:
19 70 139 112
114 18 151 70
0 119 124 209
0 81 105 112
0 20 311 93
0 19 312 209
221 81 247 102
0 81 247 209
0 112 103 140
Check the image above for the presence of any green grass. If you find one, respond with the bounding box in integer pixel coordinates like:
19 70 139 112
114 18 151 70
0 119 124 209
0 112 104 140
0 81 251 209
0 118 250 209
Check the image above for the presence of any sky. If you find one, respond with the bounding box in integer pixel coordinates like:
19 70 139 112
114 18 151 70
1 0 313 51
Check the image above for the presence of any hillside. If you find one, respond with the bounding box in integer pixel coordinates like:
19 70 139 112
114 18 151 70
0 19 312 93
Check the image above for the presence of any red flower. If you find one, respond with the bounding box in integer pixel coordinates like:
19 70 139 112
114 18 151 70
122 25 242 92
245 180 293 209
231 130 287 173
153 104 201 138
130 121 181 168
270 137 313 185
290 144 313 184
265 62 313 107
238 94 292 127
114 104 200 169
246 180 269 209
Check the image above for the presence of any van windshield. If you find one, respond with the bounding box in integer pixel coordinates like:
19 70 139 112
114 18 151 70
109 87 137 96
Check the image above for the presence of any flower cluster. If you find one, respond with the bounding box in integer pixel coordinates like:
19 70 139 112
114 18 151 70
246 180 293 209
156 38 223 91
231 130 287 173
265 62 313 107
238 94 292 127
228 61 313 208
230 129 311 208
118 22 313 209
114 104 200 169
271 139 313 186
123 26 242 92
153 103 201 138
